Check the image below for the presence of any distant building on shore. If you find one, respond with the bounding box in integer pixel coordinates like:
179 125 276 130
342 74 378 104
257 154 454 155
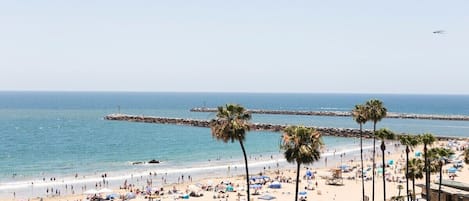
418 180 469 201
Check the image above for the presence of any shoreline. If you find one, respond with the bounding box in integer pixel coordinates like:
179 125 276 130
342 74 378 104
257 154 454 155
0 138 377 200
3 139 467 201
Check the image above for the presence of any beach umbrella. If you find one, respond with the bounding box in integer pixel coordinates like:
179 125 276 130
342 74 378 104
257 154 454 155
98 188 113 193
249 184 262 189
306 170 312 177
226 185 234 192
299 191 307 195
250 176 260 180
377 168 383 174
448 167 457 173
388 159 394 165
125 192 136 199
258 194 276 200
251 175 270 180
415 151 422 157
83 189 99 195
269 181 281 189
339 164 349 170
106 193 119 200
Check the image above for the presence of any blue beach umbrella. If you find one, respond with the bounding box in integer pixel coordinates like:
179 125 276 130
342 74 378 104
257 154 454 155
125 192 136 199
377 168 383 174
268 181 281 189
448 167 457 173
106 193 119 200
388 160 394 165
339 164 349 171
250 184 262 189
251 175 270 180
258 194 276 200
226 185 234 192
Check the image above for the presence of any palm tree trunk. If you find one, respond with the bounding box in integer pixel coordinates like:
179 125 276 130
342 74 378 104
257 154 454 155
372 122 376 201
360 123 366 201
412 178 416 201
438 162 442 201
239 141 251 201
295 162 301 201
405 147 410 201
381 141 386 201
424 144 430 201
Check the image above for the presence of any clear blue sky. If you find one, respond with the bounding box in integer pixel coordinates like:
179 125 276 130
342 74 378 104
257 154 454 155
1 1 468 94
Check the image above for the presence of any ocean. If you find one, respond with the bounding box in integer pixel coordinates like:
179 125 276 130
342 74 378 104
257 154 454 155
1 92 468 198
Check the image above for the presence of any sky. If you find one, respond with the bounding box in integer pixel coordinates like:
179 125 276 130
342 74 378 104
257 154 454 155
1 1 468 94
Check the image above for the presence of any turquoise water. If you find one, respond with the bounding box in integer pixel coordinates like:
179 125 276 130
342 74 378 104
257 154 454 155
0 92 468 197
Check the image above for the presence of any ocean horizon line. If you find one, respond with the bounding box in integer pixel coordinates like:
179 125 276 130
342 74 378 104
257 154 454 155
1 90 469 96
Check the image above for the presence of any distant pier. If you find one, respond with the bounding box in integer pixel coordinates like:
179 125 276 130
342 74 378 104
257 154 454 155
104 114 466 140
190 108 469 122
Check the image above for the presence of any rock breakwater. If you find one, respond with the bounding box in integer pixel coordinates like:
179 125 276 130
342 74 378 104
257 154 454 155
104 114 466 141
190 108 469 121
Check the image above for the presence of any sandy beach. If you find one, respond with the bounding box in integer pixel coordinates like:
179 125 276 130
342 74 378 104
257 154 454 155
2 138 467 201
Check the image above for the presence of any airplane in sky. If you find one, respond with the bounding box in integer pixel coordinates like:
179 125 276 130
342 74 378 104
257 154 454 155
433 30 445 34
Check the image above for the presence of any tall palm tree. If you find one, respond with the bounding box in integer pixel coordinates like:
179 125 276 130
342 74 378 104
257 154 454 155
427 147 454 201
210 104 252 201
365 99 387 201
281 125 323 201
375 128 395 201
407 158 424 201
420 133 436 201
352 104 369 201
399 135 421 201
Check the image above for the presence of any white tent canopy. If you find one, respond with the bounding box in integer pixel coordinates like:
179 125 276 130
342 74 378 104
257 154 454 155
83 189 99 195
98 188 113 193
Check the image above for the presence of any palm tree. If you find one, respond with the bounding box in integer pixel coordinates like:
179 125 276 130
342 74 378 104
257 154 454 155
407 158 424 201
397 184 404 197
210 104 252 201
375 128 395 201
281 125 323 201
427 147 454 201
420 133 436 201
352 104 369 201
365 99 387 201
399 135 421 201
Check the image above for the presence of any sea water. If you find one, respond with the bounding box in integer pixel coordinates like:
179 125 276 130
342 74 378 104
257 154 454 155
0 92 468 198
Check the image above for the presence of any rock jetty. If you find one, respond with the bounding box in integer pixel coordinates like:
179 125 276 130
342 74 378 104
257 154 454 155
190 108 469 121
104 114 466 141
